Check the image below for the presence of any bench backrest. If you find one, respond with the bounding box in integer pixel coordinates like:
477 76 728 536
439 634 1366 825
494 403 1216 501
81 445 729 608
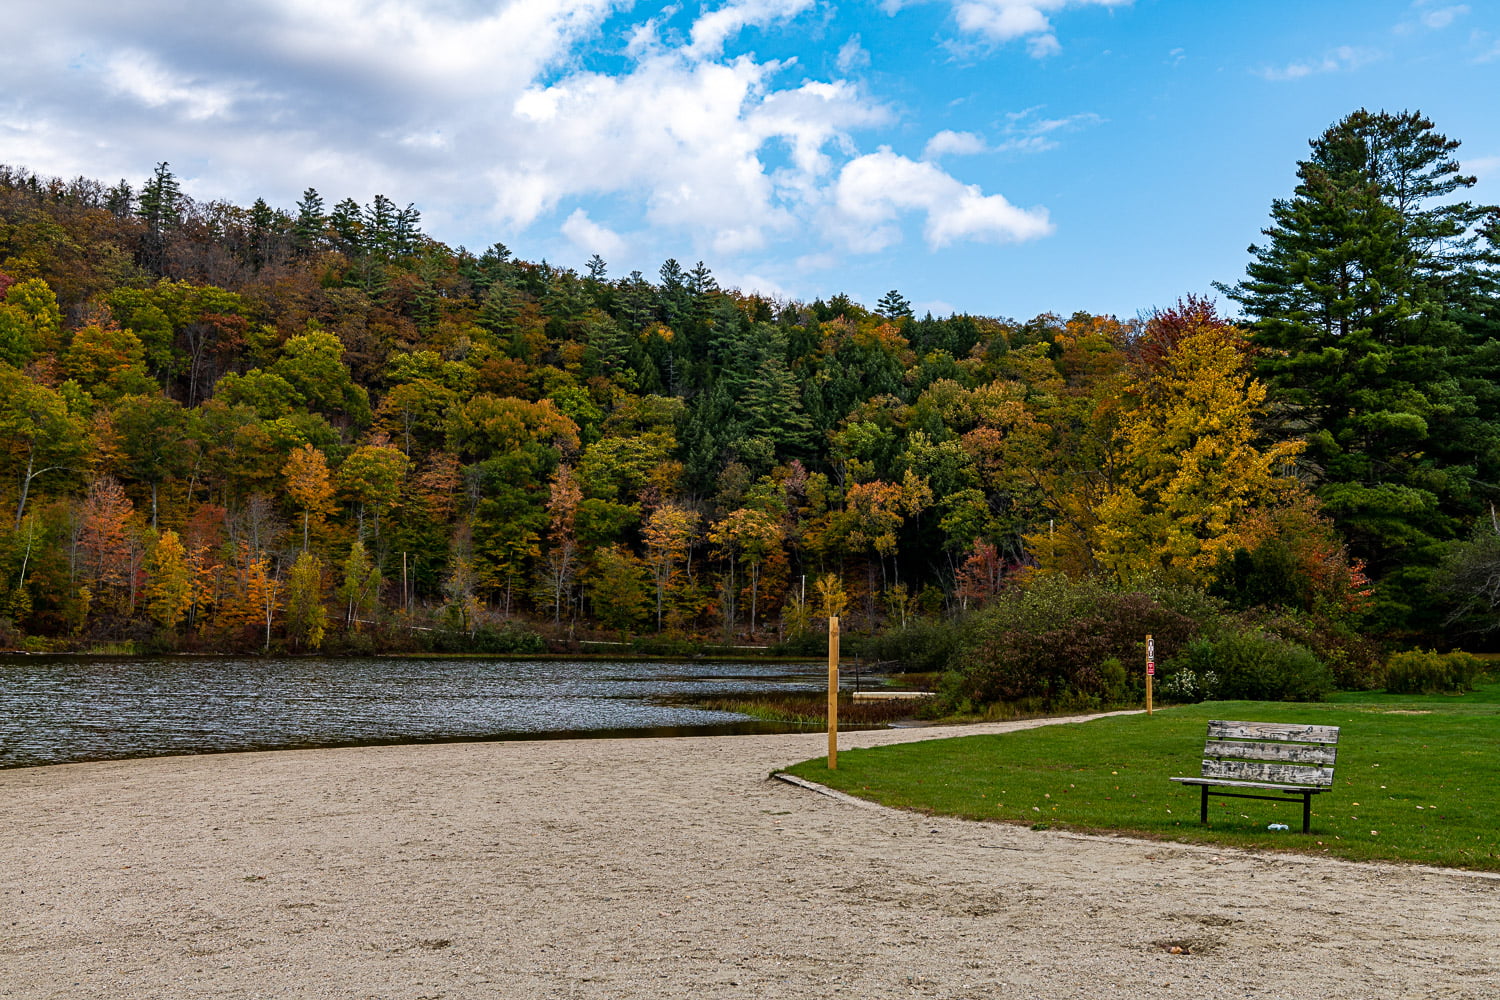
1200 720 1340 788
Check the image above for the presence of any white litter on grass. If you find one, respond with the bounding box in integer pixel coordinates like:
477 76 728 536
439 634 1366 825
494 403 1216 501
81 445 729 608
1268 823 1290 831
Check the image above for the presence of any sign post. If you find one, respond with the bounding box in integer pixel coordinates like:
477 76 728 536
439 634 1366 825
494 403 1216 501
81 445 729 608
1146 633 1155 716
828 616 840 769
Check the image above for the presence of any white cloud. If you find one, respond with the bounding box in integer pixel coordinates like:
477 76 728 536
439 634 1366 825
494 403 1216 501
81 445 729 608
830 148 1053 251
1257 45 1380 81
945 0 1132 56
923 130 989 159
104 50 240 121
837 35 871 73
1401 1 1469 32
914 299 957 317
995 107 1102 153
1464 155 1500 182
0 0 1064 281
561 208 627 260
500 52 889 250
686 0 817 60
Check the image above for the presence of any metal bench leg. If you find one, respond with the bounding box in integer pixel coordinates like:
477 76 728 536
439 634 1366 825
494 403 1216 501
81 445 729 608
1302 793 1311 833
1201 785 1209 825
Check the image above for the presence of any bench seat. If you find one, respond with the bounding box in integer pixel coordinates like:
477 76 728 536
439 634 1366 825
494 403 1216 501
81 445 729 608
1171 720 1340 833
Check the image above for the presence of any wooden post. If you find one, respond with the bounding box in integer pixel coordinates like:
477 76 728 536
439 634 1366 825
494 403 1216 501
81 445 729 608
1146 633 1155 716
827 616 840 769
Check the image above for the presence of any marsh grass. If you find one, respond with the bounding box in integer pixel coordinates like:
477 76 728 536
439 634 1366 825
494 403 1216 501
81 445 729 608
782 684 1500 871
696 692 935 727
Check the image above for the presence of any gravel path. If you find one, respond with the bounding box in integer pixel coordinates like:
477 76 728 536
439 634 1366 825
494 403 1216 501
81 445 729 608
3 714 1497 998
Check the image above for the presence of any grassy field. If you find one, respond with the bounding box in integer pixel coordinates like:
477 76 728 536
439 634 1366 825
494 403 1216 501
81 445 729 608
781 684 1500 871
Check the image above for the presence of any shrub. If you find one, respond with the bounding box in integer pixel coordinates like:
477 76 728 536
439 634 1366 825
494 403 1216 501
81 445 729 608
941 576 1208 711
1383 649 1482 694
1165 630 1332 702
855 617 969 675
770 630 827 657
1240 608 1382 690
422 621 547 654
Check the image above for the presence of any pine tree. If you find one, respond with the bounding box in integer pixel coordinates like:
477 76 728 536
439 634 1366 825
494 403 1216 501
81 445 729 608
136 162 182 274
876 289 913 319
293 188 325 256
1221 109 1500 630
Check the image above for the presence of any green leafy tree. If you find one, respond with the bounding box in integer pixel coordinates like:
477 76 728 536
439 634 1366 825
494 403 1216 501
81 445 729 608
336 442 409 545
284 550 328 650
338 540 382 630
62 324 155 402
0 278 62 366
269 329 372 427
585 544 650 632
0 365 89 527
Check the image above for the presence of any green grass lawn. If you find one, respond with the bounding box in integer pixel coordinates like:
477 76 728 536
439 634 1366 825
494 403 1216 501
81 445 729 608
781 683 1500 871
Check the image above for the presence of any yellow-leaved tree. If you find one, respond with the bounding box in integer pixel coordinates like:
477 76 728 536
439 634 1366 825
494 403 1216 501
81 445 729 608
145 529 193 632
1086 297 1304 582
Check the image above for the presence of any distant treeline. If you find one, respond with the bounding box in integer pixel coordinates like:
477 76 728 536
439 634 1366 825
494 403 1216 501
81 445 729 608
0 107 1496 658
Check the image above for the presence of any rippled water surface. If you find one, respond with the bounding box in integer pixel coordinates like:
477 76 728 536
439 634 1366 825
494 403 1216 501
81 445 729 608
0 656 834 768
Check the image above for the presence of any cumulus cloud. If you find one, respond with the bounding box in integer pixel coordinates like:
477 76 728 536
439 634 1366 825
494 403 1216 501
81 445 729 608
830 148 1053 251
1257 45 1380 81
686 0 817 60
923 130 989 159
104 50 241 121
0 0 1077 287
946 0 1132 55
561 208 627 259
837 35 871 73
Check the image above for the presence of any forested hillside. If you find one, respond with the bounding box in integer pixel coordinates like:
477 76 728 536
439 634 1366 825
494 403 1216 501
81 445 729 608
0 110 1495 660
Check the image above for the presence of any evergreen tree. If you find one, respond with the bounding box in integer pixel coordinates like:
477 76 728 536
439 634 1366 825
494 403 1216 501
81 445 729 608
876 289 913 319
292 188 325 256
1222 109 1500 631
136 162 182 274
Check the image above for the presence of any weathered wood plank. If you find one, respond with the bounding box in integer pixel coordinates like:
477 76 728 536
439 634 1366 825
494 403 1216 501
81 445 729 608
1200 759 1334 787
1203 739 1338 767
1207 720 1340 744
1170 776 1328 793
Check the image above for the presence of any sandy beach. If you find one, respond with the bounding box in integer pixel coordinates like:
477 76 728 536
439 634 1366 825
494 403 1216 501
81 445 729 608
3 714 1497 999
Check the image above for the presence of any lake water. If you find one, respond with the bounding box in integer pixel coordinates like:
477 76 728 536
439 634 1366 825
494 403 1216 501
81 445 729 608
0 656 845 769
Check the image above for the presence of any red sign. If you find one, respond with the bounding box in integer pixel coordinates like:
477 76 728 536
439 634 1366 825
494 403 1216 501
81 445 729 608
1147 662 1155 676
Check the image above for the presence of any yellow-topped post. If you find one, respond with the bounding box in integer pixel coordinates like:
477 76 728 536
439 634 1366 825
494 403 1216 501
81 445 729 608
827 616 840 769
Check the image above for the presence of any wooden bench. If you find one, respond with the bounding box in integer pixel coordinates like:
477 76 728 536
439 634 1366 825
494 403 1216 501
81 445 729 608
1169 720 1339 833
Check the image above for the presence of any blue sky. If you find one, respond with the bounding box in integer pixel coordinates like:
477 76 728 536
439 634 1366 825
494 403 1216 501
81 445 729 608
4 0 1498 320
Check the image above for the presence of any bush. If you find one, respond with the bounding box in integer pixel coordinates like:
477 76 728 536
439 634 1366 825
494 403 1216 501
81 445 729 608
422 621 547 654
1240 608 1382 690
855 617 969 675
770 630 827 657
1383 649 1482 694
941 576 1208 711
1165 630 1332 703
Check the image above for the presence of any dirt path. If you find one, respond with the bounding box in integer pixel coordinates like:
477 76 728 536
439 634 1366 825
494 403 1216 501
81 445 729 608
3 714 1497 998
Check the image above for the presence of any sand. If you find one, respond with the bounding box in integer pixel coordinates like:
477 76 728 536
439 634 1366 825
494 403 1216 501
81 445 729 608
3 713 1498 999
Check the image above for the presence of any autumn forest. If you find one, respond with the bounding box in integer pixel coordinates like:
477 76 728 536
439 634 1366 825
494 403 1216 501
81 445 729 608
1 109 1497 700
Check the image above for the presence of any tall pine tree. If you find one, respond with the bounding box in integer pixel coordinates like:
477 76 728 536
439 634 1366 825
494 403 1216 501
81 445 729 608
1222 109 1500 632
